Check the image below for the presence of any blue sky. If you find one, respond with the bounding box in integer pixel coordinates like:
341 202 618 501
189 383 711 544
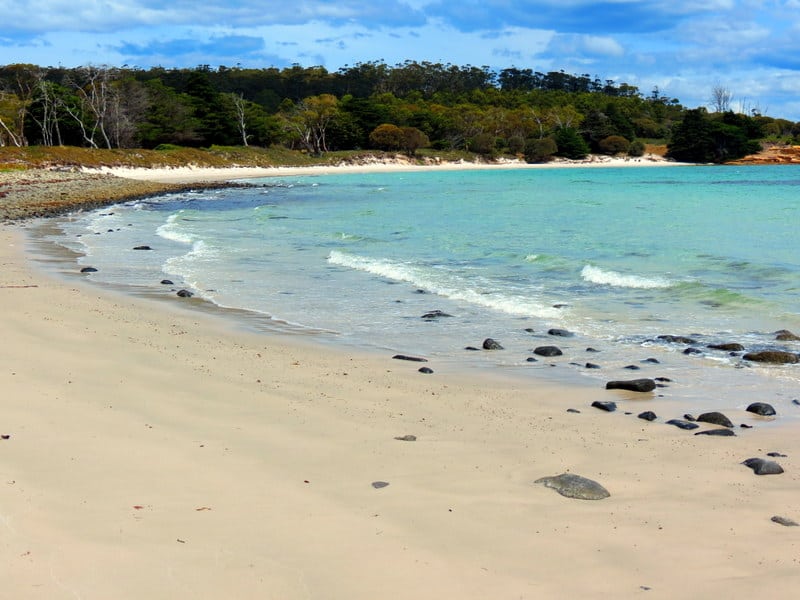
2 1 800 120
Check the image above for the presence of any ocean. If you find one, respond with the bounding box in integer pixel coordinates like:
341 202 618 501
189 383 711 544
40 164 800 415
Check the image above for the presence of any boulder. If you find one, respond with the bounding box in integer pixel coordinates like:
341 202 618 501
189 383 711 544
743 351 798 364
697 411 734 428
746 402 776 416
742 458 784 475
533 346 562 357
605 378 656 392
534 473 610 500
666 419 699 430
695 429 736 436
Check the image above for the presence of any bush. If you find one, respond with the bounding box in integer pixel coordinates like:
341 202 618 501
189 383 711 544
628 140 646 157
369 124 404 150
598 135 631 155
524 137 558 163
554 127 590 160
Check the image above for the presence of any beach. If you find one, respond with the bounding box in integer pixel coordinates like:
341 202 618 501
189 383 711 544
2 164 800 598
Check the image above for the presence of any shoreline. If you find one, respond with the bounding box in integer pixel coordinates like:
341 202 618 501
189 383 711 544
2 171 800 596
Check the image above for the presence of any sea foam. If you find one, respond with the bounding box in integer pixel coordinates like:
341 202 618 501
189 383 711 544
581 265 673 289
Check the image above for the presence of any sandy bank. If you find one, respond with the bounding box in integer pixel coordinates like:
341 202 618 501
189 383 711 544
2 223 799 599
95 153 681 184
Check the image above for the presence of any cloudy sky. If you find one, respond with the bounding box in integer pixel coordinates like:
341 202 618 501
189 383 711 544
2 0 800 120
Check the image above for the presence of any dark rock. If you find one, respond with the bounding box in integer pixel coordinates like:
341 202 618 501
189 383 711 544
775 329 800 341
566 408 581 413
793 399 800 407
658 335 697 344
742 458 784 475
534 473 610 500
766 452 787 457
418 367 434 374
586 347 600 353
642 358 660 364
683 414 696 421
666 419 699 430
371 481 390 489
743 351 798 364
176 289 193 298
591 400 617 412
585 362 601 369
746 402 776 416
697 411 734 428
624 364 641 370
605 378 656 393
133 245 152 250
708 342 745 352
464 346 481 351
394 435 417 441
740 424 753 429
526 357 538 362
638 411 658 421
524 328 535 333
483 338 504 350
392 354 428 362
654 377 672 382
421 310 452 319
771 516 799 526
548 328 574 337
533 346 562 357
160 279 174 285
695 429 736 436
683 347 702 355
552 303 569 309
80 266 98 273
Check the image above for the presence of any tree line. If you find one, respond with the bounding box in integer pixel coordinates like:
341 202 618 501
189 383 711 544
1 61 798 163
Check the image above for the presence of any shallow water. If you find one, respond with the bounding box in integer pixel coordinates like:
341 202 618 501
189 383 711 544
40 165 800 416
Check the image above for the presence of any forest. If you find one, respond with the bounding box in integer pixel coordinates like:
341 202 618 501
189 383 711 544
1 61 798 164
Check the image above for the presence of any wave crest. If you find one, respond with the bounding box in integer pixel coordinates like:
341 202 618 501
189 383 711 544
581 265 672 289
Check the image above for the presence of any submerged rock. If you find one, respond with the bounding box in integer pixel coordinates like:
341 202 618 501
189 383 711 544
548 328 574 337
133 245 152 250
176 289 194 298
697 411 734 428
742 458 784 475
708 342 745 352
421 310 452 319
775 329 800 341
746 402 776 416
483 338 504 350
743 351 798 364
657 335 698 344
605 378 656 393
160 279 174 285
80 266 98 273
534 473 610 500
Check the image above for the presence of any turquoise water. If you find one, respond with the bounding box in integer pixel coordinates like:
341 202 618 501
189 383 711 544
48 165 800 410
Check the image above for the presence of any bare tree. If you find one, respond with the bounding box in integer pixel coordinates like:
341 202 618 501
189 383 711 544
710 84 733 113
30 77 64 146
227 92 249 146
63 66 118 148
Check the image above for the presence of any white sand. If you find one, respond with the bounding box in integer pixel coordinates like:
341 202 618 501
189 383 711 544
93 154 682 184
2 190 798 598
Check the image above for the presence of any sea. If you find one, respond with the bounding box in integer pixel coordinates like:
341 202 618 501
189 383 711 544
36 164 800 416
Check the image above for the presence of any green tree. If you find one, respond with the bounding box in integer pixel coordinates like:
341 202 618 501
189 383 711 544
369 123 404 150
524 137 557 162
554 127 590 159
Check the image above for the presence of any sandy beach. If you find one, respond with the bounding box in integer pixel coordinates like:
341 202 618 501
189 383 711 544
2 162 800 598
